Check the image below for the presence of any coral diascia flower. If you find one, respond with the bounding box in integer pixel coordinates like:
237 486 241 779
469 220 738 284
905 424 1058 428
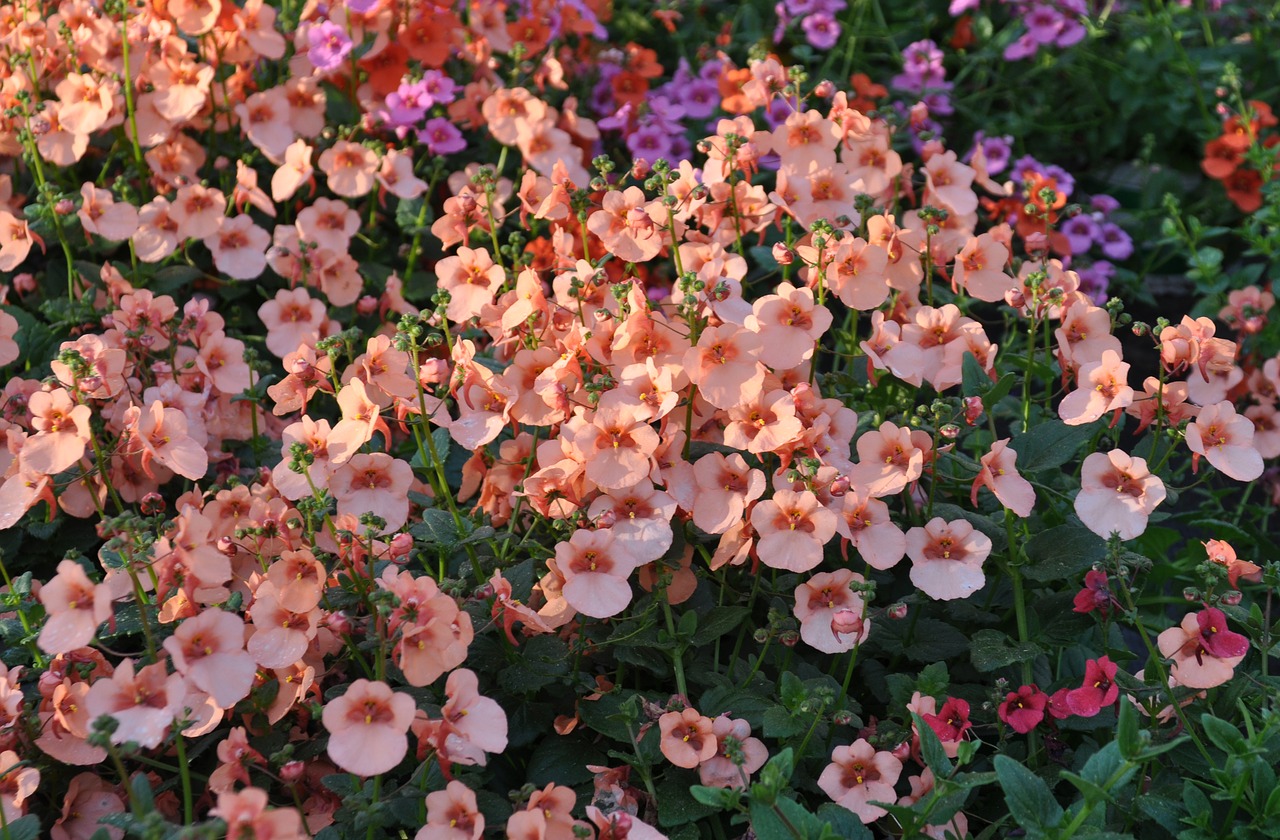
1157 607 1249 690
658 708 717 769
751 489 839 573
793 569 869 653
1074 450 1165 541
321 679 416 777
818 739 903 824
1185 400 1264 482
906 518 992 601
555 528 640 619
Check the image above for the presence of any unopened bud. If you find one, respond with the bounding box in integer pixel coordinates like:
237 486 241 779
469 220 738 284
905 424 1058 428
813 79 835 98
356 295 378 316
280 761 306 783
1221 590 1243 606
772 242 794 265
886 602 908 620
1004 288 1026 309
829 475 850 497
140 492 166 516
939 423 960 440
389 532 413 559
325 611 354 636
779 630 799 648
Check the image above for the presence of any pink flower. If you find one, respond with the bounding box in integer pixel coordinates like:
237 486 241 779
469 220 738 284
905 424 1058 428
52 772 125 840
578 402 659 490
793 569 869 653
818 739 902 824
322 679 416 776
835 491 906 570
417 781 484 840
1185 401 1264 481
998 685 1047 733
970 439 1035 517
162 608 257 709
22 388 92 476
684 324 765 410
84 659 187 748
906 518 992 601
331 453 413 532
1157 608 1249 690
204 215 269 280
209 787 307 840
659 708 717 768
751 489 839 572
586 186 664 263
37 560 113 655
1074 450 1165 541
131 400 208 481
698 716 769 789
318 141 378 197
1072 570 1117 616
1203 539 1262 588
555 529 639 619
746 282 833 370
0 750 39 825
1065 656 1119 717
690 452 766 535
849 421 931 497
953 232 1013 302
435 668 508 766
1058 350 1133 426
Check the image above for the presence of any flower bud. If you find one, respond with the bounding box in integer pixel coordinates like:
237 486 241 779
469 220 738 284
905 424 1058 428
831 609 864 637
389 532 413 560
939 423 960 440
631 159 650 179
886 602 909 620
13 273 35 294
140 492 166 516
1004 287 1026 309
829 475 850 497
325 611 354 636
1221 590 1243 606
813 79 835 98
216 536 237 556
1183 587 1200 602
356 295 379 316
779 630 799 648
280 761 306 783
891 741 912 760
771 242 794 265
55 199 75 215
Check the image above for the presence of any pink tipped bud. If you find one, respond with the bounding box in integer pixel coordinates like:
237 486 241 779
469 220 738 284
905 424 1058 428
280 761 306 783
939 423 960 440
595 510 618 529
13 273 35 294
140 492 166 516
325 610 354 636
631 159 650 179
356 295 379 315
1004 288 1026 309
772 242 794 265
1221 590 1243 606
813 79 835 98
831 609 865 637
1023 231 1049 255
389 532 413 560
891 740 912 760
963 396 984 426
779 630 800 648
55 199 75 215
886 602 909 620
829 475 851 497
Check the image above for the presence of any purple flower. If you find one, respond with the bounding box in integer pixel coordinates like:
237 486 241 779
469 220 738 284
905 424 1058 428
774 2 793 43
1090 194 1120 215
1061 214 1099 255
345 0 379 12
1055 17 1087 47
1025 5 1064 44
420 70 458 106
922 90 954 117
949 0 981 13
1076 260 1114 304
381 81 431 127
1011 155 1047 184
307 20 353 72
1098 223 1133 260
681 78 721 119
418 118 466 155
902 39 946 78
801 12 841 50
627 123 673 163
979 134 1014 174
597 101 634 132
1043 164 1075 197
1003 32 1040 61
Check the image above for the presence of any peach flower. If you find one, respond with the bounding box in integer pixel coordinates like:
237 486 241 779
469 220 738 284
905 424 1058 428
37 560 113 655
690 452 766 535
1185 400 1264 481
321 679 416 776
0 750 38 825
818 739 902 824
555 528 639 619
906 518 993 601
1074 450 1165 541
659 708 717 768
752 489 839 573
793 569 869 653
1157 607 1249 690
162 608 257 709
970 439 1035 517
698 716 769 789
209 787 307 840
23 388 92 476
417 780 484 840
51 772 125 840
1059 350 1133 426
84 659 186 748
836 491 906 570
318 141 378 198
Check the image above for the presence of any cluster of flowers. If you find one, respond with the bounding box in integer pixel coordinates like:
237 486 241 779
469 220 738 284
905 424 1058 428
948 0 1089 61
772 0 849 52
1202 99 1279 212
0 0 1273 834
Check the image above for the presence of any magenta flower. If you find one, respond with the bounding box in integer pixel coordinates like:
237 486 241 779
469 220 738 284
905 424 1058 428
419 118 466 155
801 12 841 50
307 20 352 72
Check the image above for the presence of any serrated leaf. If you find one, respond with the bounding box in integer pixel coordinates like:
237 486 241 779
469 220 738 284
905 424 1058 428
913 712 954 776
1014 420 1095 473
762 706 806 739
410 508 460 547
1022 525 1106 582
658 771 721 827
691 606 749 645
970 629 1042 672
994 754 1063 831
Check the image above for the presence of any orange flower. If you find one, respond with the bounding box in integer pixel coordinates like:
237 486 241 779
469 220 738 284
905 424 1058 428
37 560 112 655
658 708 717 768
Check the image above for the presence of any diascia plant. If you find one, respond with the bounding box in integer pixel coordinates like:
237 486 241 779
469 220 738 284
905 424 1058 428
0 1 1277 839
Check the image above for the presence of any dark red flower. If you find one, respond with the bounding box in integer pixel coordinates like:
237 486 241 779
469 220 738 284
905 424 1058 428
1072 570 1117 617
1065 656 1119 718
998 685 1048 734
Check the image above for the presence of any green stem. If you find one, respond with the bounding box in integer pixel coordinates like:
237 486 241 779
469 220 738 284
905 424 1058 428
174 731 193 824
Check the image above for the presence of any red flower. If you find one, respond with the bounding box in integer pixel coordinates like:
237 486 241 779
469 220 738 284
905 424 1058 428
1072 570 1117 617
1065 656 1119 717
998 686 1048 734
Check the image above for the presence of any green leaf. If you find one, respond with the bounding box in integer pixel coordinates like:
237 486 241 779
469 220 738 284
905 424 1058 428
526 733 604 786
780 672 807 710
912 712 954 777
691 784 744 811
0 815 42 840
816 803 873 840
969 629 1042 672
692 606 750 645
994 754 1063 831
984 373 1018 411
658 771 722 827
1022 525 1107 582
749 797 834 840
410 508 460 548
1200 714 1247 756
962 351 990 397
876 617 971 663
762 706 807 739
1014 421 1095 473
322 774 359 797
497 635 570 693
1116 696 1141 760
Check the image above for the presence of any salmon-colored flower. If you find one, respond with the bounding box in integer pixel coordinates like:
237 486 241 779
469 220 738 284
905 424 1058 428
953 232 1013 302
659 708 717 768
1075 450 1165 541
209 787 307 840
318 141 378 198
131 400 208 481
272 140 314 202
849 421 931 497
906 518 992 601
162 608 256 709
685 325 765 410
578 402 659 490
84 658 186 748
836 490 906 570
970 439 1035 517
22 388 92 476
434 668 508 767
0 210 41 272
436 246 505 323
331 453 413 532
246 583 320 670
0 750 39 825
78 184 138 242
1203 539 1262 588
691 452 766 535
586 186 664 263
37 560 113 655
555 528 639 619
417 780 484 840
296 197 360 253
1185 400 1264 481
747 282 833 370
328 378 394 463
818 739 902 824
751 489 839 572
1157 607 1249 690
698 716 769 789
1059 349 1133 425
205 215 270 280
322 680 416 776
259 287 328 359
794 569 869 653
51 772 125 840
